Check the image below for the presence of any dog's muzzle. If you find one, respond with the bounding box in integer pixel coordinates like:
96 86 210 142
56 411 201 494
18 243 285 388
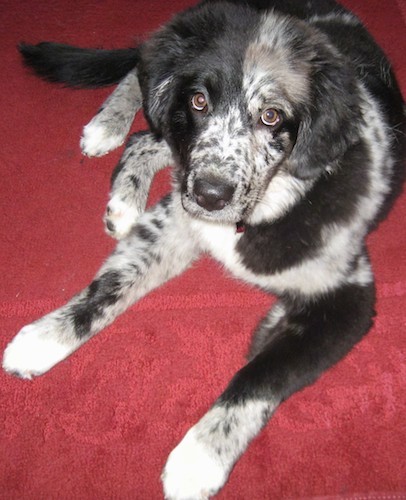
193 178 235 212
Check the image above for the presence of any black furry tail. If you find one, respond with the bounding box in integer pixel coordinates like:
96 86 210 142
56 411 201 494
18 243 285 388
19 42 140 88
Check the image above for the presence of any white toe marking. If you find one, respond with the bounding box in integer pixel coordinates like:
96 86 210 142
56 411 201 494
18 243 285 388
2 323 74 379
80 122 124 157
162 427 227 500
105 196 141 239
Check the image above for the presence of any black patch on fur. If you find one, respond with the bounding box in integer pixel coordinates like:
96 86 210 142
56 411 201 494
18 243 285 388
19 42 139 88
219 281 376 405
134 224 158 243
151 218 164 229
160 194 172 211
129 175 140 189
70 271 123 338
238 140 372 274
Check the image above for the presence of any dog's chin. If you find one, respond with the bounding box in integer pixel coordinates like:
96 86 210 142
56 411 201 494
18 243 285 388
181 195 245 225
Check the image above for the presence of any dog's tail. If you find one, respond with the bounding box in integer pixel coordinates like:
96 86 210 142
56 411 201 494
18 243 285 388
19 42 139 88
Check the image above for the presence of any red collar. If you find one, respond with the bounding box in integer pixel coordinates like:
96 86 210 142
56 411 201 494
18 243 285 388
236 221 245 233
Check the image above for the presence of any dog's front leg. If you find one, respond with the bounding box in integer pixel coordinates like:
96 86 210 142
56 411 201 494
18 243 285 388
105 131 173 239
162 281 376 499
81 68 142 157
3 195 199 379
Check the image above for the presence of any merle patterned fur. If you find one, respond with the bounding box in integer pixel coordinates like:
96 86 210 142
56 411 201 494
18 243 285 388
4 0 405 498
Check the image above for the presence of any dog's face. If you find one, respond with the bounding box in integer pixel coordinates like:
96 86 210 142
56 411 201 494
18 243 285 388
138 3 361 224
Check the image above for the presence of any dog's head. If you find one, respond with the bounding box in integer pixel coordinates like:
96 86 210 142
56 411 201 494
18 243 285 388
138 2 362 224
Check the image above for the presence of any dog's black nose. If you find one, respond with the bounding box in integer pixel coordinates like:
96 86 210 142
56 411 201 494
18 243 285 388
193 179 235 211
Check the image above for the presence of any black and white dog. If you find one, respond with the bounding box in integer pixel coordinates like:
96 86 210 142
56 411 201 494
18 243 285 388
3 0 405 498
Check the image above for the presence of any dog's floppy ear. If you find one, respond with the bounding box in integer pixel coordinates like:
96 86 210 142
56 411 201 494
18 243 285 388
289 54 362 180
138 27 189 139
137 37 177 138
145 75 176 136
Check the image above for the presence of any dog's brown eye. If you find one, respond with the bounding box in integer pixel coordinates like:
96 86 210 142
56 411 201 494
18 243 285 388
260 108 281 128
191 93 208 112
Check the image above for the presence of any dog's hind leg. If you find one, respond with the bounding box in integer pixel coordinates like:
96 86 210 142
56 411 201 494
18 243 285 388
2 194 199 379
104 131 173 239
81 68 142 157
162 278 376 499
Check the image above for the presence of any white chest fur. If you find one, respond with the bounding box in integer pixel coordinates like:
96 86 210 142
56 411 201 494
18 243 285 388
188 217 371 297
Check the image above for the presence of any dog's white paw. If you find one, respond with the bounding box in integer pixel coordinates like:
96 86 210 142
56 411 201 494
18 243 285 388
80 122 125 157
162 428 228 500
2 323 73 379
104 195 141 239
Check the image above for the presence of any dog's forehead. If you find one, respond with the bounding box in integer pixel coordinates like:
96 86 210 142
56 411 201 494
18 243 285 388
145 6 315 124
172 9 311 116
242 14 311 114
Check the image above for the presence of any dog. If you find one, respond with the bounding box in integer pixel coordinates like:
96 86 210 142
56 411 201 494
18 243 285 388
3 0 405 498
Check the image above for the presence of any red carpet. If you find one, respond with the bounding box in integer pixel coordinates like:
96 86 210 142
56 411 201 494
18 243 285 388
1 0 405 498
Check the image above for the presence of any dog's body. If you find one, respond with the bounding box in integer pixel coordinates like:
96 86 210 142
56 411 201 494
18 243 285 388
3 0 405 498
